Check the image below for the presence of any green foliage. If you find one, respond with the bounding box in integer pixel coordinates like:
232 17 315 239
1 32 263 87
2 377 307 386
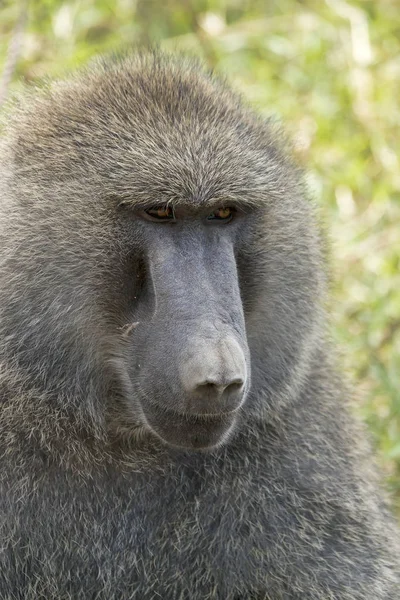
1 0 399 512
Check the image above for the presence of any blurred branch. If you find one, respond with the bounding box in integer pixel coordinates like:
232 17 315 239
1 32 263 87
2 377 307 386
325 0 373 66
0 0 28 108
182 0 218 68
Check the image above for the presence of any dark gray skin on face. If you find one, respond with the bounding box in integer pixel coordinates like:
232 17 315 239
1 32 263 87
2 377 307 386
123 207 251 449
0 53 399 599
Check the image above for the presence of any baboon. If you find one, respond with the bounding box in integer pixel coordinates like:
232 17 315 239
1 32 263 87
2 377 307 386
0 52 399 600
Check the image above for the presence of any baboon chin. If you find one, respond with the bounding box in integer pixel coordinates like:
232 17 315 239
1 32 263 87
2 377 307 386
0 52 399 599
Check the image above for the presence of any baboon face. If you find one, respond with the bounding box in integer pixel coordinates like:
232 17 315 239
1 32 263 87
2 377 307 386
119 202 251 450
3 56 323 451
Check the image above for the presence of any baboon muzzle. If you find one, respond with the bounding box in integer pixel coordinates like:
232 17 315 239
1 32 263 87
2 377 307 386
136 231 250 448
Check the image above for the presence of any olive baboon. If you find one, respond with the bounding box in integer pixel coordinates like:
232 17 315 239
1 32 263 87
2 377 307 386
0 53 399 599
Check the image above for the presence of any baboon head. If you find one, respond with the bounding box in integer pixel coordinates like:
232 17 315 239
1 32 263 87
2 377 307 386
0 54 324 450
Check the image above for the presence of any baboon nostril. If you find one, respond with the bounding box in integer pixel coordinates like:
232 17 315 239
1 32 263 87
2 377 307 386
199 378 244 395
190 377 245 414
224 380 244 395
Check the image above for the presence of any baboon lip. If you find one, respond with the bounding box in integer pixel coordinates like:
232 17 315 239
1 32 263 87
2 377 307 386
140 403 236 450
143 400 238 422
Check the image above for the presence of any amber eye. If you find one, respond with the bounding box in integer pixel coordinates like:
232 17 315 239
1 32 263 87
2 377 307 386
145 205 175 221
207 207 233 222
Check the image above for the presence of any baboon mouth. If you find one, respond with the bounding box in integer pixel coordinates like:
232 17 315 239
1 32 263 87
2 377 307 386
141 404 237 450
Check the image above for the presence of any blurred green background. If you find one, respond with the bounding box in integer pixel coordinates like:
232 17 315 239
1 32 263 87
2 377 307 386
1 0 399 513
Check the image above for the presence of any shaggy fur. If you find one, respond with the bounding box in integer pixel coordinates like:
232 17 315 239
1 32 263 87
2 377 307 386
0 52 399 599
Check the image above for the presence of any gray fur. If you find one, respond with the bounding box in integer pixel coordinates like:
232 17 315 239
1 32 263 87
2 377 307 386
0 52 399 599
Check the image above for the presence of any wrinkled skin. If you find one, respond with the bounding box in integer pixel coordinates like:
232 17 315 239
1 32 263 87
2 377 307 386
0 53 399 599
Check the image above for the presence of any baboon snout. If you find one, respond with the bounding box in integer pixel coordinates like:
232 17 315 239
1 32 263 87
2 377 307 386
180 336 247 415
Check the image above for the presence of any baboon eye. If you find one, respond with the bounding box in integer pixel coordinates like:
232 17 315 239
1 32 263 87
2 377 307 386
145 205 175 222
207 207 234 223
